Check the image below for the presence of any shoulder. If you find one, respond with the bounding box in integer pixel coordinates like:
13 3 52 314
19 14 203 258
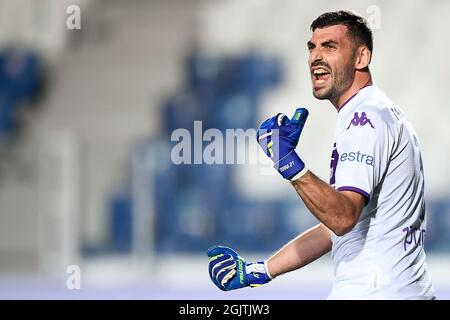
358 86 402 127
356 104 394 128
342 104 388 132
349 94 400 133
339 103 397 146
337 86 402 140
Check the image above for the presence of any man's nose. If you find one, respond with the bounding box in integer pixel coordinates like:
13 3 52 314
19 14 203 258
309 49 323 66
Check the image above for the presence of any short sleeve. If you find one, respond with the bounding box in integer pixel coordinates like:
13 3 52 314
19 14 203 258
333 108 391 204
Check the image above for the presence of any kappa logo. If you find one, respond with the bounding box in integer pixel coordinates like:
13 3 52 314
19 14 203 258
346 112 375 129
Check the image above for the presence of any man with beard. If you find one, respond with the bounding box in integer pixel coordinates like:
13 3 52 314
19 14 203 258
207 10 435 299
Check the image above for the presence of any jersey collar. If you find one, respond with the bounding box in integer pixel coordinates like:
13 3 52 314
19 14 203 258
337 83 375 116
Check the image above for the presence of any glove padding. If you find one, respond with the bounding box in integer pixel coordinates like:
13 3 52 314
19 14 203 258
207 246 271 291
257 108 309 179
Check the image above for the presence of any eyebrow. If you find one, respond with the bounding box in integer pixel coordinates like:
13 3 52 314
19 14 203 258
322 40 338 47
307 39 338 49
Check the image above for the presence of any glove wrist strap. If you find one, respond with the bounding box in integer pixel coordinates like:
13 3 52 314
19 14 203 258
274 150 305 180
264 260 274 280
246 261 272 286
289 166 308 182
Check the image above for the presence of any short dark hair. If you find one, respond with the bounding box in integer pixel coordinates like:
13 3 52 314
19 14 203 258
310 10 373 54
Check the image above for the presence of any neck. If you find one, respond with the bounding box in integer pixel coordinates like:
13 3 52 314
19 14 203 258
331 71 372 111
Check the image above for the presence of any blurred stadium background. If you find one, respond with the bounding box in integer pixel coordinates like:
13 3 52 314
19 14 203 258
0 0 449 299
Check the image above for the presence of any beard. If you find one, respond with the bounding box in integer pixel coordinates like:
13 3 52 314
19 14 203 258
312 59 355 102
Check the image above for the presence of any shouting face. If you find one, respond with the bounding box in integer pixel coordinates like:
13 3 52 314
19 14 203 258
307 25 357 102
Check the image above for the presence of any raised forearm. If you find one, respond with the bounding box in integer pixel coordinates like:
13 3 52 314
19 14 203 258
267 223 332 278
291 171 364 236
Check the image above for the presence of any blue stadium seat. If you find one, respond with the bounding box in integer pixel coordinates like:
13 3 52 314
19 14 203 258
425 199 450 251
155 187 218 252
210 92 259 131
241 52 283 94
0 93 18 135
109 192 133 252
186 52 223 93
0 48 42 137
0 49 41 101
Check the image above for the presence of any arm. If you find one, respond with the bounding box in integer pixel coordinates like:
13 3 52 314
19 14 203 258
207 109 367 291
291 171 365 236
267 223 332 278
256 109 365 237
207 223 331 291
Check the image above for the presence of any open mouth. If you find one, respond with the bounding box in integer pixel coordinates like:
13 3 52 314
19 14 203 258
312 68 331 85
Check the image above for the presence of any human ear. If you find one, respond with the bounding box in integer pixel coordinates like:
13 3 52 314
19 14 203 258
355 46 371 70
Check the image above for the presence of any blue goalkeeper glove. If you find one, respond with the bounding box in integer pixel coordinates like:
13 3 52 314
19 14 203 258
207 246 272 291
257 108 309 180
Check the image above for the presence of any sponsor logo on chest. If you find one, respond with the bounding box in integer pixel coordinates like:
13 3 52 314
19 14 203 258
340 150 374 166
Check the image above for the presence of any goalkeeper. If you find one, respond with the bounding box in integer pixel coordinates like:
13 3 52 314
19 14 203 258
207 11 435 299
